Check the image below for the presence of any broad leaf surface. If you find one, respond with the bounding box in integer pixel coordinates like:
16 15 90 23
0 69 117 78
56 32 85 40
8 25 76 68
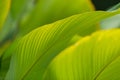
5 10 120 80
44 29 120 80
20 0 94 35
1 0 94 60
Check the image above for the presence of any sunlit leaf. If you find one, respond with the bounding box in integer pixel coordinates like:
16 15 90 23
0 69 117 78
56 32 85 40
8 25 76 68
20 0 95 35
44 29 120 80
5 10 120 80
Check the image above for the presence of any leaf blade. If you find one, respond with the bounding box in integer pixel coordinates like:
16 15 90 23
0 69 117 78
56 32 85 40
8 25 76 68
44 29 120 80
20 0 95 35
5 10 120 80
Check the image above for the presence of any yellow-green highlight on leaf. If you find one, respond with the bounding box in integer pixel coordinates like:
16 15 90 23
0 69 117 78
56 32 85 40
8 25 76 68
44 29 120 80
20 0 95 35
0 0 11 31
5 10 120 80
85 0 95 11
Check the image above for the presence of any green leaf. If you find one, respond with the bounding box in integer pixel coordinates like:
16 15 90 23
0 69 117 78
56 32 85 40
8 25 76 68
101 3 120 29
11 0 27 20
44 29 120 80
108 2 120 11
0 0 27 56
0 0 34 41
20 0 95 35
0 0 35 38
0 58 10 80
5 10 120 80
0 0 33 55
0 0 11 31
0 41 11 57
101 14 120 29
11 0 35 21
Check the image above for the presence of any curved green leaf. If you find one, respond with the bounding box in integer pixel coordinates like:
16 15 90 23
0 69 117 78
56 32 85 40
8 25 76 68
0 0 10 31
0 0 33 57
108 2 120 11
101 14 120 29
20 0 95 35
5 10 120 80
0 0 34 42
101 3 120 29
44 29 120 80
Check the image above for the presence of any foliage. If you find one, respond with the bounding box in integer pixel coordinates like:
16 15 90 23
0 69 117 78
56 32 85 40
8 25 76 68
0 0 120 80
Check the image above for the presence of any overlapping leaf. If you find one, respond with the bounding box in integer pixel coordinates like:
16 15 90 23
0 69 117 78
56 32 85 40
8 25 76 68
0 0 34 42
0 1 11 78
1 0 95 60
0 0 33 57
5 10 120 80
101 3 120 29
20 0 94 35
44 29 120 80
101 14 120 29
